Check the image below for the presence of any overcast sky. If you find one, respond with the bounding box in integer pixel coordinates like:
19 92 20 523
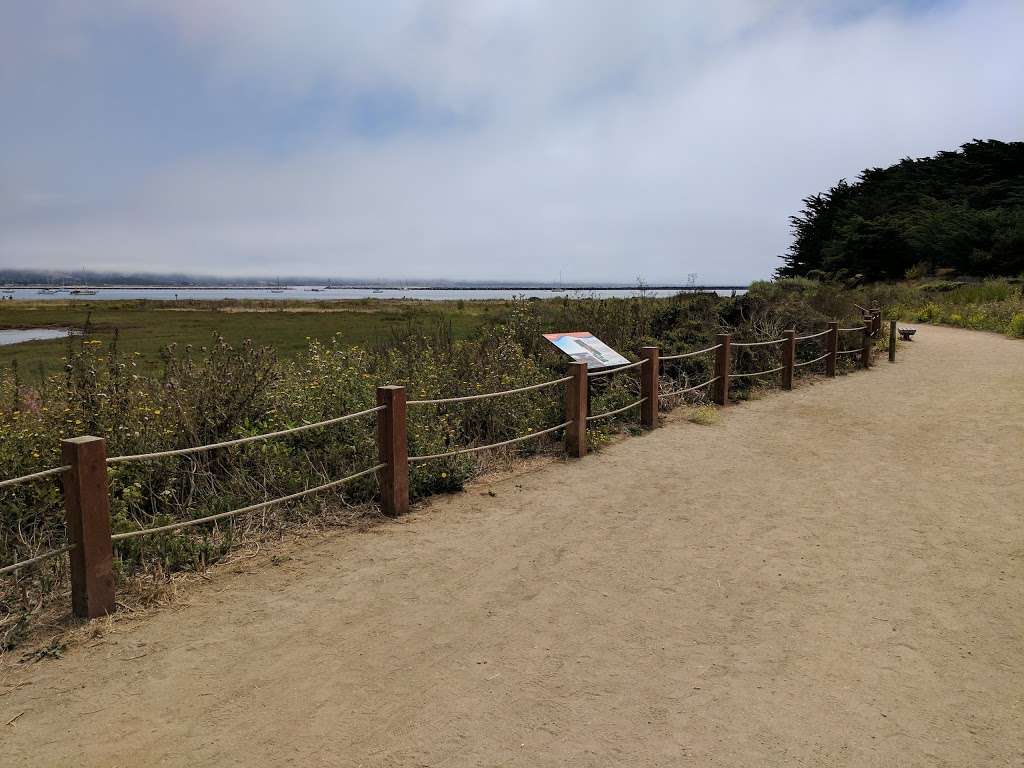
1 1 1022 283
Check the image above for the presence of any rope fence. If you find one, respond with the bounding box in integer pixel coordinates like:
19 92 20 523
0 543 76 577
587 359 646 378
730 338 785 348
0 465 71 490
107 405 386 465
794 353 830 368
408 422 571 463
795 329 830 341
408 376 572 406
659 376 719 398
110 464 385 542
660 344 720 361
1 313 889 618
730 366 785 379
587 398 647 422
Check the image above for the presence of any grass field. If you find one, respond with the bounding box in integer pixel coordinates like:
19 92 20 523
0 299 500 379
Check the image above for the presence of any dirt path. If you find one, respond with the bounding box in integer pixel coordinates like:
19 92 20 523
3 326 1023 767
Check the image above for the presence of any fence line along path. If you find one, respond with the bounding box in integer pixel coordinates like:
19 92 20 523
4 324 1023 767
1 317 888 617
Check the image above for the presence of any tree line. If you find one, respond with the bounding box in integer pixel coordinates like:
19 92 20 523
776 139 1024 282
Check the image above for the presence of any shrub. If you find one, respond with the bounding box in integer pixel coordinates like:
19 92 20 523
905 262 931 280
1009 312 1024 338
916 302 942 323
688 404 719 426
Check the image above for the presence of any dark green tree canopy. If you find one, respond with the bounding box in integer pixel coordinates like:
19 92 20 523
777 140 1024 281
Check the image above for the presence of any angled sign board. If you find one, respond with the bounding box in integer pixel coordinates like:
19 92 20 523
543 331 629 369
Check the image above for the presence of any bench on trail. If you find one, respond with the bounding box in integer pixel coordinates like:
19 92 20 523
898 328 917 341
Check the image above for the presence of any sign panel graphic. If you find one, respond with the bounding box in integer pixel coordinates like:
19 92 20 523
543 331 629 369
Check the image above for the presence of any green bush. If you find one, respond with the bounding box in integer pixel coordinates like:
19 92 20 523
905 262 931 280
1009 312 1024 338
915 302 940 323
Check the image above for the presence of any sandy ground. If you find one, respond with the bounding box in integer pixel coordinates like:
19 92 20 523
2 325 1023 767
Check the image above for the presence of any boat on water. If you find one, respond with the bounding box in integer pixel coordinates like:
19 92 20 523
70 289 98 295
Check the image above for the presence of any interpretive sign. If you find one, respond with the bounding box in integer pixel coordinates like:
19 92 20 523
542 331 629 369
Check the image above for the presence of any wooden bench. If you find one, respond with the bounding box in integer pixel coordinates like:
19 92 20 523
898 328 916 341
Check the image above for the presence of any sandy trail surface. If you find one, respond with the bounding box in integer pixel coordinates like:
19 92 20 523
3 325 1023 767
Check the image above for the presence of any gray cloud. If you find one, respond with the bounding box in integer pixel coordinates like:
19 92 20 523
1 1 1022 282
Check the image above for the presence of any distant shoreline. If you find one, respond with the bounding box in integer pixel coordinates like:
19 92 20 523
5 284 750 291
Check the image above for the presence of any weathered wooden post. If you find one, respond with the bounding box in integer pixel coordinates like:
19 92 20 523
861 319 872 369
376 385 408 516
713 333 731 406
826 322 838 377
564 361 588 457
640 346 659 429
781 330 796 390
62 436 115 619
888 319 897 363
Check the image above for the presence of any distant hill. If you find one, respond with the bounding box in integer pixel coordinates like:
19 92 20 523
776 139 1024 282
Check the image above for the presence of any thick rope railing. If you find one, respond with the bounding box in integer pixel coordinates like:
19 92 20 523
731 338 785 348
838 327 864 333
0 465 71 490
109 464 385 541
407 376 572 406
795 329 830 341
587 359 646 378
587 398 647 422
794 353 830 368
659 376 720 398
106 406 385 465
660 344 721 361
731 366 785 379
0 543 76 577
408 421 571 463
835 348 861 356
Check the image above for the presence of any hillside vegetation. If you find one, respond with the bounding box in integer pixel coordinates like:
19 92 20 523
0 299 495 377
2 287 874 643
777 140 1024 281
3 281 1021 647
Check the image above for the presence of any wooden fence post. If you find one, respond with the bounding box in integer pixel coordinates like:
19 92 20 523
861 319 872 369
888 319 897 363
376 386 408 516
640 347 659 429
826 322 838 377
713 333 731 406
62 436 115 619
564 361 588 458
781 330 796 390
